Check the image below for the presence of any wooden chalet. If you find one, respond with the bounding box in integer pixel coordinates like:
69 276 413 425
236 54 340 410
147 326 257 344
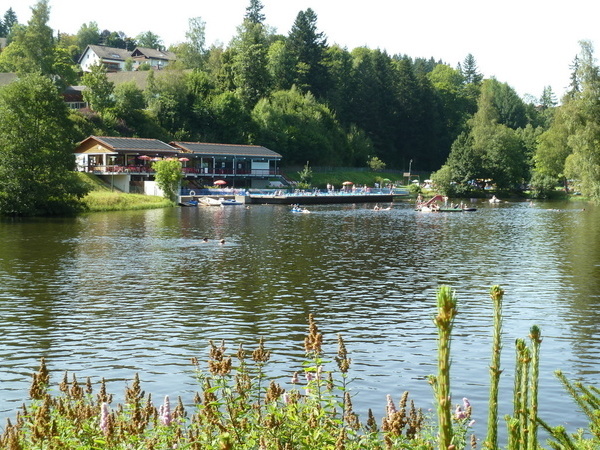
74 136 283 193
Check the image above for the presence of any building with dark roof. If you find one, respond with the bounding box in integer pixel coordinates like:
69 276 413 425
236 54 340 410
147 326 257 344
131 47 177 70
74 136 283 193
78 45 177 72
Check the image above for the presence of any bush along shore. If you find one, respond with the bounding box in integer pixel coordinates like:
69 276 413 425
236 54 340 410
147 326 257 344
1 286 599 449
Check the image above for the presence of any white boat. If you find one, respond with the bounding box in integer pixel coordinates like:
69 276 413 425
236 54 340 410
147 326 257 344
489 195 501 204
200 197 223 206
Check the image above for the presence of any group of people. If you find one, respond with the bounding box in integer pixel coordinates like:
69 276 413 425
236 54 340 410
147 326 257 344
201 237 225 245
290 204 310 213
373 203 392 211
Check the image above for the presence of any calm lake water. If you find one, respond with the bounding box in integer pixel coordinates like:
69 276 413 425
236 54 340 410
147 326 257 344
1 199 599 443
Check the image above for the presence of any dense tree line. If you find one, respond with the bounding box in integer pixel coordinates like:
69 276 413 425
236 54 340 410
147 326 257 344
3 0 600 215
0 1 493 170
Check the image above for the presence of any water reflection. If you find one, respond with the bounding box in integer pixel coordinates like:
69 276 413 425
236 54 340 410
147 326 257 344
0 201 599 442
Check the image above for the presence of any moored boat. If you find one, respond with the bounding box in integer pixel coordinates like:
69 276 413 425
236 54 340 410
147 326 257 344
200 197 223 206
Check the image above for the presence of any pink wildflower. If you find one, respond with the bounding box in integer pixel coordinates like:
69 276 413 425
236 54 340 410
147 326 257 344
455 404 468 420
291 372 299 384
99 402 110 435
463 398 471 410
305 372 315 383
159 395 172 426
386 394 397 417
282 393 290 404
316 365 323 380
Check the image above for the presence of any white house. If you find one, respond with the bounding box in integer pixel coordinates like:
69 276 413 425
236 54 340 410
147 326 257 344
78 45 177 72
78 45 132 72
130 47 177 70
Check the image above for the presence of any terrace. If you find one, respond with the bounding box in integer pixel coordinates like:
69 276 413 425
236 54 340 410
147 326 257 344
74 136 283 192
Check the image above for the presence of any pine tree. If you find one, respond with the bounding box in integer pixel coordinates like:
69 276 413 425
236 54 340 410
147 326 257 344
461 53 483 85
245 0 265 25
286 8 329 98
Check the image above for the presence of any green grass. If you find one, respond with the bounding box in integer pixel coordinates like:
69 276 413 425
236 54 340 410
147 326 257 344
76 173 175 212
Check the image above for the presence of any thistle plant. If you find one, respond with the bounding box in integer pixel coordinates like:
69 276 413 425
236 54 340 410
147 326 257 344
429 285 458 450
528 325 542 450
485 285 504 449
4 287 599 449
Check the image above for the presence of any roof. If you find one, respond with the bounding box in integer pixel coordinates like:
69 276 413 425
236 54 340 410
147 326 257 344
131 47 177 61
79 45 131 63
106 70 183 90
0 72 18 87
171 142 282 159
78 136 179 154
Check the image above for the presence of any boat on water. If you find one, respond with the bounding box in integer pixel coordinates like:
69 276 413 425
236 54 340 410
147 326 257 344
489 195 501 203
200 197 223 206
179 199 199 207
416 194 477 212
290 205 310 214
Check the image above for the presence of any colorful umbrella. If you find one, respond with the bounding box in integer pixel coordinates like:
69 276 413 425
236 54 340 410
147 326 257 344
214 180 227 185
138 155 152 160
342 181 353 185
178 157 190 162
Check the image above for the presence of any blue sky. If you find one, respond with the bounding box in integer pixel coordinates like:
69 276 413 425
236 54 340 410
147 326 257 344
11 0 600 100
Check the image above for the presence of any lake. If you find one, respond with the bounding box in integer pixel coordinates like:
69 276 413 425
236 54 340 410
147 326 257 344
0 199 598 444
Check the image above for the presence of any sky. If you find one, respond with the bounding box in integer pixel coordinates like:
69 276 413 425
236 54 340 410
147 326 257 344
9 0 600 101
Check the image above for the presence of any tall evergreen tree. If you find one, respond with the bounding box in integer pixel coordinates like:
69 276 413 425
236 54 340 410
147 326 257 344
286 8 329 98
1 8 18 38
461 53 483 84
231 19 271 109
245 0 265 24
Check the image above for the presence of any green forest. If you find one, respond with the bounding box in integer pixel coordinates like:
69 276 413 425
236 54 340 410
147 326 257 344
1 0 600 204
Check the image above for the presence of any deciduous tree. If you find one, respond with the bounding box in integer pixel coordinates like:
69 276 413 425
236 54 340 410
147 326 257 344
82 62 115 115
0 74 88 216
153 159 183 202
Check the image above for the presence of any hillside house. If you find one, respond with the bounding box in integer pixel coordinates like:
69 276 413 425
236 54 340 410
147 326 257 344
78 45 177 72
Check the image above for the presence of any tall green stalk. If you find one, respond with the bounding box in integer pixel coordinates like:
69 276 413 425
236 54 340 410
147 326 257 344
429 285 457 450
485 285 504 449
528 325 542 450
507 338 528 450
519 345 531 449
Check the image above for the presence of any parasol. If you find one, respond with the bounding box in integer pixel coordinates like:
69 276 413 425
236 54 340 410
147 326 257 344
214 180 227 185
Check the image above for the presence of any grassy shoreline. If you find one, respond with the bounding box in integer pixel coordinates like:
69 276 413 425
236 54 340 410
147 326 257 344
77 173 174 212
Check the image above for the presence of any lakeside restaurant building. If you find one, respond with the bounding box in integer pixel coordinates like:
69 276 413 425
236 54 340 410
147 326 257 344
74 136 283 193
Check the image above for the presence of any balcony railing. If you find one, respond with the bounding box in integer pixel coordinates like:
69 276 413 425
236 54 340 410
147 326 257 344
80 165 280 177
